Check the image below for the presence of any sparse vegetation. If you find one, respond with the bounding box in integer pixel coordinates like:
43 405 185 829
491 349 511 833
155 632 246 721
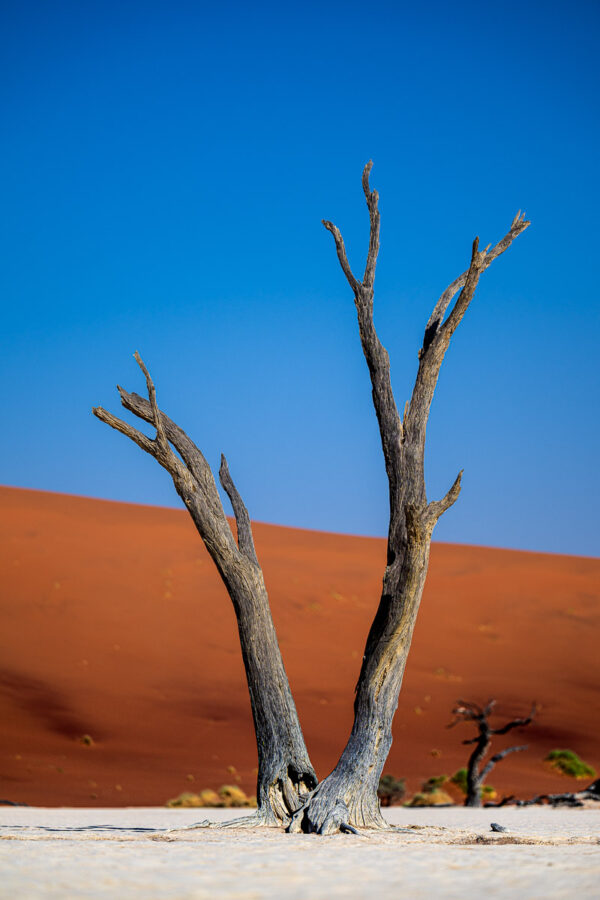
405 774 454 807
545 750 596 780
450 767 468 793
377 774 406 806
449 769 495 799
407 788 454 807
422 775 448 792
219 784 255 807
166 785 257 808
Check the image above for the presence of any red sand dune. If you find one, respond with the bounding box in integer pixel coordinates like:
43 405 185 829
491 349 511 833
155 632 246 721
1 486 598 807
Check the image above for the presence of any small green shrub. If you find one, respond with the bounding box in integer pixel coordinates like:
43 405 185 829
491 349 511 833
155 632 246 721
450 768 468 794
377 774 406 806
545 749 596 780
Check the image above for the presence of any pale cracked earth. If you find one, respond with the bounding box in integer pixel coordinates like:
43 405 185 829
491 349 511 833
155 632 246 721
1 806 599 899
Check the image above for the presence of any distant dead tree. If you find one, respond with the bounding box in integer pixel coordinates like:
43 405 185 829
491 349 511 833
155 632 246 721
94 163 529 833
519 778 600 808
449 699 536 807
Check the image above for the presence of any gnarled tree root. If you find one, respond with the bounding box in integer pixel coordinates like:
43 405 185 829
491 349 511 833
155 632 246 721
287 778 392 835
164 809 280 833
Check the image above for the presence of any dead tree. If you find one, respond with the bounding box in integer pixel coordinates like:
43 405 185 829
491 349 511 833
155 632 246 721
93 356 317 825
287 166 529 833
449 700 536 807
518 778 600 807
94 163 529 833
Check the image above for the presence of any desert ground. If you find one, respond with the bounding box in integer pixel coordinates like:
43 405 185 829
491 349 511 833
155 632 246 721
1 806 600 899
1 485 599 808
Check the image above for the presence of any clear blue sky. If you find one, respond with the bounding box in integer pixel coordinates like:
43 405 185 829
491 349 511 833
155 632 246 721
1 0 598 555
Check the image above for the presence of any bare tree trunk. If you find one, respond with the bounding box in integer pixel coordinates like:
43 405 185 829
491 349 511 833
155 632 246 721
93 357 316 825
290 164 530 833
465 736 489 807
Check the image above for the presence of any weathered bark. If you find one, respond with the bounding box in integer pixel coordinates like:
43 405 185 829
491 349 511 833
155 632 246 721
290 164 530 833
93 355 316 825
449 700 535 807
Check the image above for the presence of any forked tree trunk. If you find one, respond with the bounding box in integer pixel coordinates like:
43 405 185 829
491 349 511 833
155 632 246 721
289 164 530 833
95 163 529 834
94 360 316 825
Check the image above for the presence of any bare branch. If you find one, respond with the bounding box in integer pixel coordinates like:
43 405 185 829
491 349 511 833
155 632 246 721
483 698 497 717
405 240 486 471
491 704 536 736
104 355 197 490
453 700 484 718
93 400 193 491
426 469 463 525
361 161 380 290
439 237 486 342
322 161 380 295
92 406 157 457
480 745 528 780
423 212 530 350
322 221 360 294
117 387 224 517
219 454 259 566
323 163 402 505
133 352 168 455
94 359 241 559
448 698 490 729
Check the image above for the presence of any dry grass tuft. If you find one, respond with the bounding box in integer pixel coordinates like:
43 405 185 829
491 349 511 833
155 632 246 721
166 785 257 808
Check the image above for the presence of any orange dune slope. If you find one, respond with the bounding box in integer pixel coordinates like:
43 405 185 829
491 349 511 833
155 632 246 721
1 486 598 807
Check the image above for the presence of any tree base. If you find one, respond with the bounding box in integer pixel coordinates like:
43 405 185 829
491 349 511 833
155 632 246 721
216 809 281 829
165 809 285 833
173 764 317 832
287 774 388 834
